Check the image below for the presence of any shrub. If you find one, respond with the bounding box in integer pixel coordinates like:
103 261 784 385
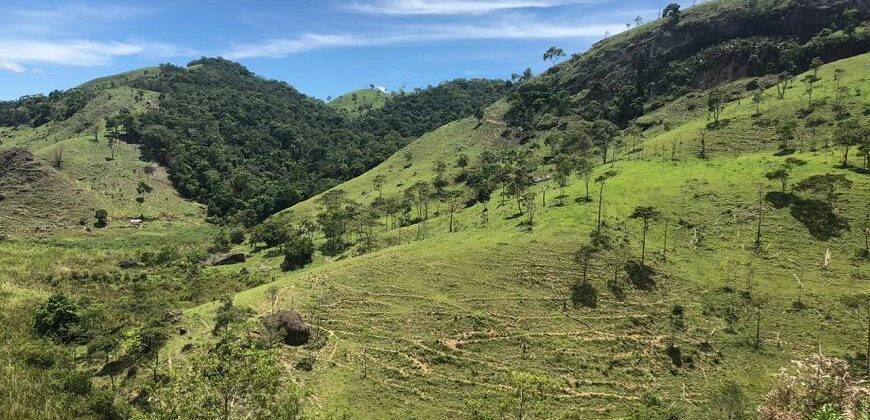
281 234 315 272
758 354 870 420
228 227 246 245
33 293 81 343
94 209 108 228
56 370 92 395
250 218 293 249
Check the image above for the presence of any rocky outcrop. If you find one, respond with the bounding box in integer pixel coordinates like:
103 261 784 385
262 310 310 346
205 252 246 266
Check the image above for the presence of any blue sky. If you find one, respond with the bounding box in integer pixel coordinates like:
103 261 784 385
0 0 682 100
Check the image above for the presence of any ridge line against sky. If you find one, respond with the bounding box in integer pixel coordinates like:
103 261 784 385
0 0 676 100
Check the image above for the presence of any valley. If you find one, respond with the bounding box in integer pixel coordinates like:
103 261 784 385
1 1 868 419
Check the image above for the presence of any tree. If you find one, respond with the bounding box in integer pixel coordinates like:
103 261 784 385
576 156 594 201
752 88 765 116
775 72 793 99
574 243 599 283
249 218 293 249
543 46 566 65
212 295 250 336
707 87 727 125
281 233 314 272
595 170 617 235
94 209 108 228
443 189 462 232
553 154 573 199
52 146 64 169
373 174 386 199
802 57 823 108
544 132 562 158
765 168 791 192
834 118 864 167
474 106 485 125
148 338 303 420
794 174 853 205
776 119 797 150
630 206 660 267
662 3 681 21
456 153 469 168
522 191 536 227
136 181 153 206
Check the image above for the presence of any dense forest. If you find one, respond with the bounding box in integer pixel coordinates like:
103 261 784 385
0 58 508 225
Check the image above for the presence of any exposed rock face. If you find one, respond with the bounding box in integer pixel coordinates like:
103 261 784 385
263 310 310 346
557 0 870 102
0 148 95 235
205 252 246 266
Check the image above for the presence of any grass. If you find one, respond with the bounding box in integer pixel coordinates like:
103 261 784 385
165 55 870 418
0 83 203 237
327 88 390 118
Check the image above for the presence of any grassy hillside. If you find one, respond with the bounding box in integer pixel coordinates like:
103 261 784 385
328 88 390 118
165 54 870 418
0 78 203 237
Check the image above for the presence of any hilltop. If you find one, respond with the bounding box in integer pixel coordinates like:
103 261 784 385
0 59 508 229
328 87 390 118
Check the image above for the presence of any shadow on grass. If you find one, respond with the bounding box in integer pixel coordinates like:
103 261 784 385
625 261 656 290
789 198 850 240
765 191 797 209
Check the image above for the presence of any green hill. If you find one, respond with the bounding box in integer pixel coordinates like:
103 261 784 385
328 88 390 117
1 1 868 418
167 54 869 418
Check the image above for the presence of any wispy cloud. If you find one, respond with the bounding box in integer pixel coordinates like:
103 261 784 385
0 61 26 73
0 39 195 73
2 4 152 36
225 20 624 59
346 0 591 15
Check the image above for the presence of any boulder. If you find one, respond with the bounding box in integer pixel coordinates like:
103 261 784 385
206 252 246 266
263 310 310 346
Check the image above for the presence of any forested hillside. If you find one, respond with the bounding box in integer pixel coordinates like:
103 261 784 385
0 58 508 226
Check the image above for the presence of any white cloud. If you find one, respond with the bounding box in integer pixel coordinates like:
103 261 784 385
0 61 26 73
226 20 624 59
3 4 152 36
0 39 195 72
347 0 590 15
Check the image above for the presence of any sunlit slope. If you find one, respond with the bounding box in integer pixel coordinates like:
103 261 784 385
170 55 869 418
0 71 203 236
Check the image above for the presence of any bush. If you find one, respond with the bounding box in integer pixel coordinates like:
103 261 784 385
94 209 108 228
571 282 598 308
228 228 246 245
56 370 92 395
208 230 232 253
250 218 292 249
23 345 57 369
281 234 315 272
33 293 81 343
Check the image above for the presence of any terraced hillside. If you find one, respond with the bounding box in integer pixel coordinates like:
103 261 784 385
167 54 870 418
